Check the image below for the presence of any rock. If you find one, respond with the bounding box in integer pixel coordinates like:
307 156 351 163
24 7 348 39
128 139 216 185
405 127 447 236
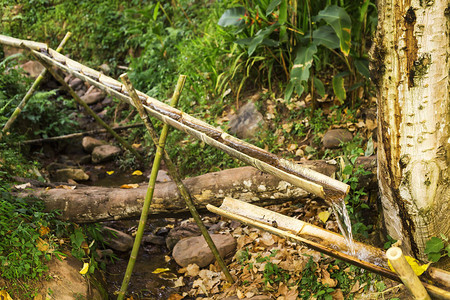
229 102 266 140
19 60 44 77
156 170 171 182
172 233 236 268
103 226 133 252
37 256 103 299
322 129 353 149
81 87 105 105
82 136 108 153
69 77 84 90
91 145 121 163
166 222 201 250
99 63 111 74
143 233 166 245
54 168 89 182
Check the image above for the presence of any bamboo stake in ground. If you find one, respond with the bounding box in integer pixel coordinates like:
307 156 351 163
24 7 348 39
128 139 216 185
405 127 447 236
0 32 72 141
116 76 186 300
386 247 431 300
28 50 144 163
120 73 234 284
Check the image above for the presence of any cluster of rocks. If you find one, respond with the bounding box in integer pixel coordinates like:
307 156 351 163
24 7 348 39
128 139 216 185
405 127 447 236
47 136 121 182
103 218 239 269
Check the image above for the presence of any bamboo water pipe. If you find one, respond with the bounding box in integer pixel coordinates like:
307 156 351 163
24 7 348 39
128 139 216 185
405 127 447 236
206 198 450 299
0 34 349 203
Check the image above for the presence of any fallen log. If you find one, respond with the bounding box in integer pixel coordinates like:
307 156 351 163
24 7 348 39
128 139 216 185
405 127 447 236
21 157 376 223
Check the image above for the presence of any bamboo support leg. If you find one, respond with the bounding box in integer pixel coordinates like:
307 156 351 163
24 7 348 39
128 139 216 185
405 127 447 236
28 50 144 163
116 76 185 300
0 32 72 141
386 247 431 300
120 73 235 284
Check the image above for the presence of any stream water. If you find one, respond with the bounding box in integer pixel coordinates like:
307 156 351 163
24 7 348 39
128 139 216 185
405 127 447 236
331 199 356 256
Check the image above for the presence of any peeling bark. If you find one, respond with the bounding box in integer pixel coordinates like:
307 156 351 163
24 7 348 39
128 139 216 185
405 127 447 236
375 0 450 259
22 158 376 223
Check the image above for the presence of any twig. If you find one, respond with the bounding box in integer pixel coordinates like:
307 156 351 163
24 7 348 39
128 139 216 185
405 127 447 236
20 124 143 144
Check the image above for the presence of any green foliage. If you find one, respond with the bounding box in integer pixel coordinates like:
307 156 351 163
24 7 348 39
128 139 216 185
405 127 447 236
218 0 377 104
0 56 78 139
70 224 109 275
425 235 450 263
336 137 374 239
0 183 65 297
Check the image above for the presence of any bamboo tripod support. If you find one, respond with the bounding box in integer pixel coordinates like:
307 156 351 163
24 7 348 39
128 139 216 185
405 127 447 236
120 73 234 286
116 76 185 300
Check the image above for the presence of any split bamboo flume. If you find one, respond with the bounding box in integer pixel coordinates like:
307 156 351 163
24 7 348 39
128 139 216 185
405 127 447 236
0 34 349 202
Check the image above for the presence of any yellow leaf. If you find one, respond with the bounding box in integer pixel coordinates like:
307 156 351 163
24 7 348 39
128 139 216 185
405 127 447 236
40 226 50 236
79 262 89 275
120 183 139 189
0 289 13 300
388 255 430 276
106 171 115 175
153 268 170 274
132 170 143 176
318 211 331 223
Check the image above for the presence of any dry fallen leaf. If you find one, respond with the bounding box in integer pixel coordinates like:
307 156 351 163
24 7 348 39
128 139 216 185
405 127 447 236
36 237 49 252
120 183 139 189
0 290 13 300
15 182 31 189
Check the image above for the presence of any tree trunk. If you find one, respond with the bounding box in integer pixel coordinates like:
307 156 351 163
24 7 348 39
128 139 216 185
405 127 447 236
22 158 376 223
373 0 450 259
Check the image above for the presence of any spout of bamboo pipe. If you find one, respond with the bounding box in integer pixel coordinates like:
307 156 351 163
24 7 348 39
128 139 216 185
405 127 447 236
386 247 431 300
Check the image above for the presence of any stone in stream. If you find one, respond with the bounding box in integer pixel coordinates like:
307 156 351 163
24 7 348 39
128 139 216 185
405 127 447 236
172 233 236 268
91 145 121 163
54 168 89 182
102 227 133 252
166 222 201 250
322 129 353 149
82 136 108 153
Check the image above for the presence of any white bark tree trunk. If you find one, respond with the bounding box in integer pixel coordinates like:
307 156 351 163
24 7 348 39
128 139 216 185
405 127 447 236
373 0 450 259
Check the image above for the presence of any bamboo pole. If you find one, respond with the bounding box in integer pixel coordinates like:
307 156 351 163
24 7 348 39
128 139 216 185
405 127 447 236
27 50 144 163
0 34 350 201
206 199 450 299
116 76 185 300
120 73 234 284
20 124 143 144
387 247 431 300
0 32 72 141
